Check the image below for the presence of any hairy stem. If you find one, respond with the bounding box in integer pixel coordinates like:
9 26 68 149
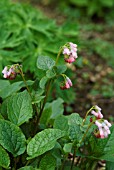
38 79 52 121
19 67 39 117
79 122 94 146
55 47 63 65
82 106 94 126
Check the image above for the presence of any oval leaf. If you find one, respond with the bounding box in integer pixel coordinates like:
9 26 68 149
27 129 65 159
37 56 55 70
5 90 33 126
0 146 10 168
0 119 26 157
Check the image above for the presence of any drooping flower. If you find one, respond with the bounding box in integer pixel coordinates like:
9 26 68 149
63 42 78 63
94 120 111 139
91 106 103 119
2 65 20 80
60 76 72 90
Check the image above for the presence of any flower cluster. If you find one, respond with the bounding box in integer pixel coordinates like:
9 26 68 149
63 42 78 63
90 105 111 139
2 65 20 80
95 120 111 139
60 76 72 90
91 105 103 119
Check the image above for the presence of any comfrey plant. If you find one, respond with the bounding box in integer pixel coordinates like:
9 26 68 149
0 42 113 170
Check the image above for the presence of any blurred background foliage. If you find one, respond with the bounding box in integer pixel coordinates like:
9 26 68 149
0 0 114 118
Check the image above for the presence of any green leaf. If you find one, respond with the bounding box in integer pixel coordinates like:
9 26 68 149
0 119 26 157
106 161 114 170
68 113 83 142
54 65 67 74
0 145 10 169
63 143 72 153
39 76 48 89
46 69 56 78
0 81 34 99
39 153 56 170
53 115 69 132
37 56 55 70
0 80 10 91
3 90 33 126
27 129 65 159
48 98 64 119
90 125 114 162
40 106 52 126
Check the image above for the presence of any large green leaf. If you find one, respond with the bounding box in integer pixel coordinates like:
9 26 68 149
0 119 26 157
2 90 33 126
27 129 65 159
39 153 56 170
37 56 55 70
90 125 114 162
0 145 10 169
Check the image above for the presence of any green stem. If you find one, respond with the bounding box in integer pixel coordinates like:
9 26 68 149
70 148 76 170
36 79 52 126
19 67 39 117
19 68 32 98
82 106 94 126
55 47 63 65
79 122 94 146
13 157 17 170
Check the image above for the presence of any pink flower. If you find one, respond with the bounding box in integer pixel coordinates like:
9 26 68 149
95 105 101 112
94 119 111 139
2 65 17 80
95 120 102 128
64 56 75 63
2 66 9 78
60 76 72 90
63 42 78 63
99 127 105 138
104 120 111 127
91 106 103 119
63 48 70 55
91 110 99 117
66 77 72 86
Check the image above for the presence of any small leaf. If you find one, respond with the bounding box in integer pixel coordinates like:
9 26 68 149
54 65 67 74
63 143 72 153
4 90 33 126
0 119 26 157
37 56 55 70
46 69 56 78
0 145 10 168
39 153 56 170
39 76 48 89
27 129 65 159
